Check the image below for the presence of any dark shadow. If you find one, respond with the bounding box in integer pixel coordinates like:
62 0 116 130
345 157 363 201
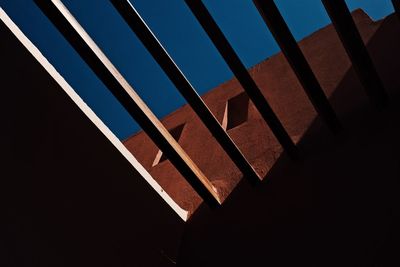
154 123 186 165
225 92 250 131
178 14 400 267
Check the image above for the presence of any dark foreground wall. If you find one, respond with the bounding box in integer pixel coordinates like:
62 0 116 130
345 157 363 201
0 17 183 267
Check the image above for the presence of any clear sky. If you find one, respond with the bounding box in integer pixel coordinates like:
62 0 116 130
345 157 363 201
0 0 394 140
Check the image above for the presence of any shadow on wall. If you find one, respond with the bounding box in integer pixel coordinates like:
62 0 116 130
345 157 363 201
177 13 400 267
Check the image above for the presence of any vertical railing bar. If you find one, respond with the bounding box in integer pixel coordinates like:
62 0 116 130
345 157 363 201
253 0 341 133
184 0 298 159
321 0 388 108
110 0 261 184
392 0 400 19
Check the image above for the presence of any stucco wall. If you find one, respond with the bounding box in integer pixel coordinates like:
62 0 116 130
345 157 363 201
123 9 386 216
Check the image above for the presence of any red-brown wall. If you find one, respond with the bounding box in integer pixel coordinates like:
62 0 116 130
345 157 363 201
124 9 391 216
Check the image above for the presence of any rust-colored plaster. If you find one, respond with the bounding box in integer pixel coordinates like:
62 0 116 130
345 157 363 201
123 9 383 216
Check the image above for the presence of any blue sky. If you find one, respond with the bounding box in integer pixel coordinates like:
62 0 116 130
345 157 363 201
0 0 394 140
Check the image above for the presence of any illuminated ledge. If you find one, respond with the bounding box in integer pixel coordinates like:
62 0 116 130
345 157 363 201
0 8 189 221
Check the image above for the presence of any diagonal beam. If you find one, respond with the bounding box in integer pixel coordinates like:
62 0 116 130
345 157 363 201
184 0 298 159
392 0 400 19
34 0 221 207
110 0 261 184
321 0 388 108
253 0 341 133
